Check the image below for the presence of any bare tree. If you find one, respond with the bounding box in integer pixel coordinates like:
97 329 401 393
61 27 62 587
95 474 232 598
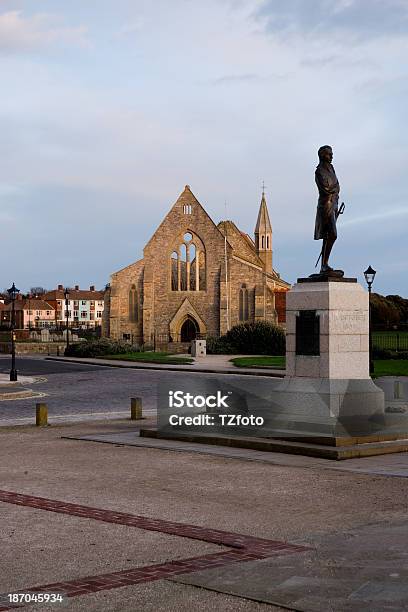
30 287 47 297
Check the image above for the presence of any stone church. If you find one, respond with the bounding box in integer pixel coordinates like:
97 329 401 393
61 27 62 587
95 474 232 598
103 185 290 349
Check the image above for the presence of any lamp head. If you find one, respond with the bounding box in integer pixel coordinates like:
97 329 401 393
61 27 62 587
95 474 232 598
364 265 376 287
7 283 20 300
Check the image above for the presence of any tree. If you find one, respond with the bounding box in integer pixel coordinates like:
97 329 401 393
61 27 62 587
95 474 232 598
30 287 47 297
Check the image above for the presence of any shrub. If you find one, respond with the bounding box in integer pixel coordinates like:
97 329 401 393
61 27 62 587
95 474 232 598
206 336 236 355
65 338 136 358
372 347 395 360
223 321 286 355
206 322 286 355
372 347 408 360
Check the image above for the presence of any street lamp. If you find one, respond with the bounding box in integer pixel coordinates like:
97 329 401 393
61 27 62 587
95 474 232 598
64 288 70 352
7 282 20 381
364 266 376 376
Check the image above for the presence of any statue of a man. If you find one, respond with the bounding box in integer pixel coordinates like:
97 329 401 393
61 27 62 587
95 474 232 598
314 145 343 276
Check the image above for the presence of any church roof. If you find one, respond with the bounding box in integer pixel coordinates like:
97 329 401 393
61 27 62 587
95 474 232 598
217 220 263 267
254 192 272 235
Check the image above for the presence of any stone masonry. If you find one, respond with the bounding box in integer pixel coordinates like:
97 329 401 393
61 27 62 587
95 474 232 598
103 186 290 347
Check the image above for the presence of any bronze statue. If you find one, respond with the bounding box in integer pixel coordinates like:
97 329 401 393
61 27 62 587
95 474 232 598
313 145 344 277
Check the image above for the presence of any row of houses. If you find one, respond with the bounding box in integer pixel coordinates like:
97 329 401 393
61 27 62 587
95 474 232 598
0 285 104 329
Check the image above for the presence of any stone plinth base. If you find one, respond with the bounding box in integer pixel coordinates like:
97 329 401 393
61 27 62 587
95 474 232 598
265 376 385 437
277 278 385 437
140 428 408 460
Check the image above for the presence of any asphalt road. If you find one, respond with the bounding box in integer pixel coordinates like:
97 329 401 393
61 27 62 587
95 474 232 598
0 356 159 424
0 356 271 426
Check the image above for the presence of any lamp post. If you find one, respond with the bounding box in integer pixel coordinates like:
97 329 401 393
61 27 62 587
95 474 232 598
7 282 20 381
364 266 376 376
64 288 70 352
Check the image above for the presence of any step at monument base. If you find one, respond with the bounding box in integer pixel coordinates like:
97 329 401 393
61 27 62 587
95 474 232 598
140 428 408 461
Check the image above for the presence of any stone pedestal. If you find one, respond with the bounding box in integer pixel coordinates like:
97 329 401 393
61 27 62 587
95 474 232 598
272 279 385 436
286 279 369 379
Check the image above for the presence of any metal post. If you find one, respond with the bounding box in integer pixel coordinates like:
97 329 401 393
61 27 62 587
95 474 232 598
65 297 70 351
368 284 374 376
36 402 48 426
131 397 142 420
10 296 17 381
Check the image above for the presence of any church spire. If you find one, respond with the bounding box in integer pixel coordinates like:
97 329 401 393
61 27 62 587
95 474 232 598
254 186 273 274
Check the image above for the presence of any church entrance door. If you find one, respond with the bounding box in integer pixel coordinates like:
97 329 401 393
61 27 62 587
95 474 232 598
180 317 198 342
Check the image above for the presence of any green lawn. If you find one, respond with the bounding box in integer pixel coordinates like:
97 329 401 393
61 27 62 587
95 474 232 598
373 360 408 377
102 352 194 365
230 355 408 377
230 356 286 369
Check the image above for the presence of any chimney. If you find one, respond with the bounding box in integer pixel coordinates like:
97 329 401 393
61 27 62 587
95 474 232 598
75 285 79 290
90 285 95 291
58 284 63 290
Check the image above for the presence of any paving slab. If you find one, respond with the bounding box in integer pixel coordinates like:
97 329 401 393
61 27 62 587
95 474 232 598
66 430 408 477
173 521 408 611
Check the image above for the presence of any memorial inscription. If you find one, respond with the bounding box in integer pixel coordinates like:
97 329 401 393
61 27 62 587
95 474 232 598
296 310 320 356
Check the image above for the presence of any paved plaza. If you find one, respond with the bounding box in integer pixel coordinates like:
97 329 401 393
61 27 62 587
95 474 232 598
1 355 408 610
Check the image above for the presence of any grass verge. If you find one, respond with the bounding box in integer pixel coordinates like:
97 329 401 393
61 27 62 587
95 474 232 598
230 356 286 369
230 356 408 376
373 360 408 377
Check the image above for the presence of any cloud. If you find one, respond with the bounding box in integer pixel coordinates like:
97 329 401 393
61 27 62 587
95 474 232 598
212 73 261 84
0 11 89 53
256 0 408 40
342 206 408 227
114 20 144 39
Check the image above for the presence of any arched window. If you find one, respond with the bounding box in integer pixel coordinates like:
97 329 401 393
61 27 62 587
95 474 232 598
170 231 206 292
239 284 249 322
266 235 269 249
171 251 178 291
129 284 138 322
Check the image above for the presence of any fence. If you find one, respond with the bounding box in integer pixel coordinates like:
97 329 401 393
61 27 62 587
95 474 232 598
372 332 408 352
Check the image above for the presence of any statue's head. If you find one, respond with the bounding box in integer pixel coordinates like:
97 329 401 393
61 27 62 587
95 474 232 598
318 145 333 164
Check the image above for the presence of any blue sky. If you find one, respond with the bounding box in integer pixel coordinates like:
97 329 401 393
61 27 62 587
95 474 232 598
1 0 407 296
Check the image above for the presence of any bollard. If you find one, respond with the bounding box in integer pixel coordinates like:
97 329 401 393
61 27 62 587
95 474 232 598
36 402 48 427
130 397 143 420
394 381 403 400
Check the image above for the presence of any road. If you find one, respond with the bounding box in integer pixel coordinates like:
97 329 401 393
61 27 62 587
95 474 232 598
0 356 270 426
0 356 160 425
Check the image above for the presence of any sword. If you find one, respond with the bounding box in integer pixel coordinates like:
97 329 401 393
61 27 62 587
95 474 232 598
315 201 345 269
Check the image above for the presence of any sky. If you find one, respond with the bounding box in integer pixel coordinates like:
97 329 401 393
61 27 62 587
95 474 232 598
1 0 407 296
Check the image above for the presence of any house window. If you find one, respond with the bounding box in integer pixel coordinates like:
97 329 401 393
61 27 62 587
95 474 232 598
97 311 103 318
266 235 270 249
129 285 138 322
239 284 249 322
170 231 205 292
183 204 192 214
82 301 87 305
81 311 87 318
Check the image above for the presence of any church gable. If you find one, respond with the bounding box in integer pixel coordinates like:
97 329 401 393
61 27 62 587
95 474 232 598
143 185 228 259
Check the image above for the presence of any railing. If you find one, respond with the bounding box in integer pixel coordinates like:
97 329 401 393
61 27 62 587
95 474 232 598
372 332 408 352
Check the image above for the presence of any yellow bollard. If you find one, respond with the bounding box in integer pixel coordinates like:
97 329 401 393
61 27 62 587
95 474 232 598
36 403 48 427
130 397 142 420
